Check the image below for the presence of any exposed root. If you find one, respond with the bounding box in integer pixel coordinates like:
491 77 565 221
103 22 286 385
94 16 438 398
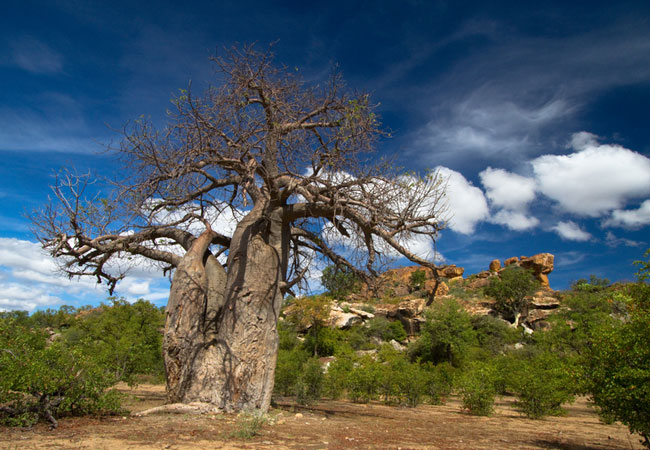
134 402 222 417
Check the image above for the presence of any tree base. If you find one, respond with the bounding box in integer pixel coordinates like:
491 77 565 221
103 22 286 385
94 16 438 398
135 402 222 417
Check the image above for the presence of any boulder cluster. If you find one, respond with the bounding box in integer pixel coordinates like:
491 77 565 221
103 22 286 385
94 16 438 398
286 252 561 337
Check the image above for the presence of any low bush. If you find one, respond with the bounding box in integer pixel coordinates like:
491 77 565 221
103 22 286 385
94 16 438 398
457 362 497 416
0 320 123 427
294 358 324 405
506 351 574 419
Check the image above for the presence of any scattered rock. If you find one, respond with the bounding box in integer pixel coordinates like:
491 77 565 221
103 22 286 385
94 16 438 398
329 309 363 329
389 339 406 352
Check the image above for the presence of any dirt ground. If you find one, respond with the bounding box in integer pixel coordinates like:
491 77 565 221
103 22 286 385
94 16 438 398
1 383 644 450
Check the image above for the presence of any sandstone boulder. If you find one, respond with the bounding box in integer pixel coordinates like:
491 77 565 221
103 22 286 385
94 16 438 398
329 308 363 329
504 256 519 266
439 265 464 280
520 253 554 287
425 279 449 296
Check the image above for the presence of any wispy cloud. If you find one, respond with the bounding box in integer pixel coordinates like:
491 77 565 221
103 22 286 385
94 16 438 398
414 22 650 168
7 37 64 74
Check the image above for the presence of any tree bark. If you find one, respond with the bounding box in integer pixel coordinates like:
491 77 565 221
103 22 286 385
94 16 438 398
162 204 285 412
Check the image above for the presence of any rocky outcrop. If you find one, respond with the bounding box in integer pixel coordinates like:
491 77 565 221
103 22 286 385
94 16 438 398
520 253 554 287
374 298 427 336
498 253 554 287
438 265 464 280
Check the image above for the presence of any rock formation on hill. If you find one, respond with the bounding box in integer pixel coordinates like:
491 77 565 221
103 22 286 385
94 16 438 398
284 252 561 337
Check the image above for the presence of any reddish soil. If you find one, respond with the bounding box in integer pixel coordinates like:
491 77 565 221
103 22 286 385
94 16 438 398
0 384 643 449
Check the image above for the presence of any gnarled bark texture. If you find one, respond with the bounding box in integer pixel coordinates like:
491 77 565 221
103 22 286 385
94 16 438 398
163 205 285 412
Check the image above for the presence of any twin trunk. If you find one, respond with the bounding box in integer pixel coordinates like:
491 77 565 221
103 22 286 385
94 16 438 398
162 208 285 412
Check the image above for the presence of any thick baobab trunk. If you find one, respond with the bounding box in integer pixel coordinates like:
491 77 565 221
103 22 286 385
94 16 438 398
163 204 285 413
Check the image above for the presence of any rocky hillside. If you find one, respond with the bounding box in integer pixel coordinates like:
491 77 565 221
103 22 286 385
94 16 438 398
290 252 562 337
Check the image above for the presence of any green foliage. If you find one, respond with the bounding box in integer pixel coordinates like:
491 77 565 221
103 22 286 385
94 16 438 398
409 298 477 367
321 265 360 299
286 295 331 331
571 274 611 292
422 362 455 404
365 317 407 342
65 298 165 385
583 259 650 447
535 288 620 357
347 355 383 403
294 358 324 405
303 325 349 357
506 351 574 419
471 315 519 356
230 410 269 439
274 348 309 396
323 357 353 400
484 266 539 325
0 319 123 427
278 320 301 351
457 361 497 416
409 269 427 292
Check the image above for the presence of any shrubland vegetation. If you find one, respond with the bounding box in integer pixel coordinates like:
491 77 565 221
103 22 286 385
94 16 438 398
1 254 649 447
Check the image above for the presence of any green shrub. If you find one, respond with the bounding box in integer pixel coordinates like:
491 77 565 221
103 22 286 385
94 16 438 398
409 299 477 368
472 315 519 355
64 298 165 385
423 362 455 404
0 320 123 427
274 348 309 396
409 269 427 292
457 362 497 416
507 352 574 419
294 358 324 405
347 356 382 403
323 357 353 399
365 317 407 343
583 255 650 448
230 410 269 439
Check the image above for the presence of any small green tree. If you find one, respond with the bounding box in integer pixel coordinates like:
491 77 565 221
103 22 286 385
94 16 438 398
409 269 427 292
507 351 575 419
321 265 360 299
409 298 477 368
583 250 650 448
294 358 324 405
484 266 540 327
66 298 165 384
457 361 498 416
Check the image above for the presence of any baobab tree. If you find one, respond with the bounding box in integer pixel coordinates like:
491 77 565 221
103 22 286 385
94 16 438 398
32 46 447 413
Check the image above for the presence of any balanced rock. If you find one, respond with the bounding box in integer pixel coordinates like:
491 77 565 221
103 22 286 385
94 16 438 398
439 265 464 280
520 253 554 287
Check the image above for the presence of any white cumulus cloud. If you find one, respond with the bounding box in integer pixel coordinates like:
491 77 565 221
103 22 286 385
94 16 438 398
480 167 536 210
551 221 592 241
436 166 489 234
490 210 540 231
604 199 650 229
532 133 650 216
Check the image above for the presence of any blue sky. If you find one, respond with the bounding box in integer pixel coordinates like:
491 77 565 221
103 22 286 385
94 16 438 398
2 0 650 311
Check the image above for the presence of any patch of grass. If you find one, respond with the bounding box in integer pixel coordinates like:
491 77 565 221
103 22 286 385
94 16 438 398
229 410 269 439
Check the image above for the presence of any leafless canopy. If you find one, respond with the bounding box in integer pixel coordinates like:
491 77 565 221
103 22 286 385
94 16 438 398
32 45 448 295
